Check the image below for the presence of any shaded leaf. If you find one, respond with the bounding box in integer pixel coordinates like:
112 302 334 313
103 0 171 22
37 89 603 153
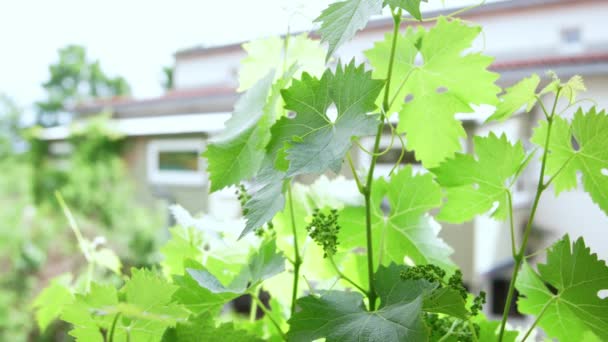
314 0 383 58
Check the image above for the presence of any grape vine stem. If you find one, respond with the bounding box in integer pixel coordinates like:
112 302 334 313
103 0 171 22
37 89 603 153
498 89 561 341
287 183 302 316
250 293 287 340
360 8 402 312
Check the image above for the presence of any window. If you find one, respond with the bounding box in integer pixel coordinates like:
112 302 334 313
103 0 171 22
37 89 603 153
158 151 199 171
490 278 523 318
561 27 581 44
560 27 583 54
147 138 206 186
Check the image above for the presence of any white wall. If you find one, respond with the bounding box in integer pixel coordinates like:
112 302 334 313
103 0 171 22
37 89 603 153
174 51 244 89
335 2 608 62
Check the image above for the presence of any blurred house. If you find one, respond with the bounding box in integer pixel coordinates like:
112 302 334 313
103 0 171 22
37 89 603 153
42 0 608 319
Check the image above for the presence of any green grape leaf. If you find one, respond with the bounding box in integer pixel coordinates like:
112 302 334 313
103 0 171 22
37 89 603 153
238 34 326 91
288 291 426 342
162 313 264 342
476 319 519 342
314 0 383 59
63 269 188 342
288 264 429 341
430 133 526 223
242 163 288 238
384 0 428 21
61 283 119 342
172 261 233 317
339 166 455 271
274 61 383 177
204 71 275 192
186 239 285 298
365 18 499 167
160 225 204 277
115 269 189 341
516 235 608 340
32 274 73 332
486 73 540 122
423 287 469 320
364 27 423 116
531 107 608 215
241 61 382 236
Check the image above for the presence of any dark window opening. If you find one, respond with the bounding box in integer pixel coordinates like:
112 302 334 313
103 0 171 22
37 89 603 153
491 278 523 317
376 148 420 165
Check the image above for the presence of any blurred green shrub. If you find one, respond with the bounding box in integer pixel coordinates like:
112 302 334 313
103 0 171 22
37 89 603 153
0 117 165 340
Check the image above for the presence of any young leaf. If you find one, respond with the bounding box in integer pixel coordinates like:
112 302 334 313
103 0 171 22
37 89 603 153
476 319 519 342
32 274 73 332
186 239 285 298
162 313 264 342
172 260 234 317
287 291 427 342
339 166 455 271
486 73 540 122
89 247 122 275
160 225 204 277
61 269 188 341
430 133 526 223
384 0 428 21
238 34 326 92
540 74 586 104
531 107 608 215
61 283 119 341
274 61 384 177
116 269 189 340
365 18 500 167
314 0 383 59
516 235 608 340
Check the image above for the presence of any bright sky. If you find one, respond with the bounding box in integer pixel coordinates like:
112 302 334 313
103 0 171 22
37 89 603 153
0 0 494 109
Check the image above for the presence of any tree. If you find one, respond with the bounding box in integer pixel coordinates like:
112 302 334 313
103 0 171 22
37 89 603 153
161 66 174 91
0 94 22 157
35 45 131 127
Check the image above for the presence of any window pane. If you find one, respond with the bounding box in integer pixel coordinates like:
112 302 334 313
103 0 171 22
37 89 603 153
158 151 199 171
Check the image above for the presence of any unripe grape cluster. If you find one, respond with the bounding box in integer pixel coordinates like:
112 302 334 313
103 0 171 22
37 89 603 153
306 208 340 258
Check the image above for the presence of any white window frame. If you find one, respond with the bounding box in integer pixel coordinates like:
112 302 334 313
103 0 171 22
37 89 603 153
147 138 206 186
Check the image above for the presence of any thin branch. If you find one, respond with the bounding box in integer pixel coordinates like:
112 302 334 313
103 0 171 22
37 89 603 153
389 132 406 176
498 89 561 341
287 183 302 317
506 190 517 259
543 153 575 189
347 153 364 193
328 255 369 295
250 294 287 341
401 0 486 22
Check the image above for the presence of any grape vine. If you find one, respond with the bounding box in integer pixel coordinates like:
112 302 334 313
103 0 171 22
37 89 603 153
32 1 608 341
